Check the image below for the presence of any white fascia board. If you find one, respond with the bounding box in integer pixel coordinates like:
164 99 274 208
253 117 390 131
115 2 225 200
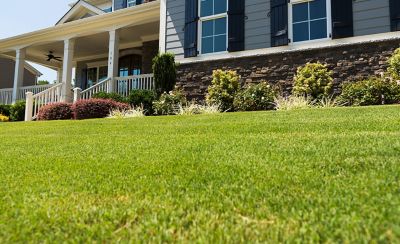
56 0 106 25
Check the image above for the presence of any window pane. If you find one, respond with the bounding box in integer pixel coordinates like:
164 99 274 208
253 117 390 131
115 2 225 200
214 34 227 52
202 20 213 37
201 0 213 17
310 0 326 20
214 17 226 35
202 37 213 54
293 22 309 42
214 0 227 15
310 19 327 40
293 3 308 23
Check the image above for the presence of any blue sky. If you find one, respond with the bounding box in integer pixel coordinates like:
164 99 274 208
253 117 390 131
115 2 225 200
0 0 72 82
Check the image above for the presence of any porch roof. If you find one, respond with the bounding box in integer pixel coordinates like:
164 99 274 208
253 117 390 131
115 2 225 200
0 0 160 69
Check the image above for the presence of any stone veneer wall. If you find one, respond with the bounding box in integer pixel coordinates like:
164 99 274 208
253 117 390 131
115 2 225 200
142 40 159 74
177 39 400 100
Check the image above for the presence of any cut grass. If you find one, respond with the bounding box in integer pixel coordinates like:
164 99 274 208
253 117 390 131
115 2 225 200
0 105 399 242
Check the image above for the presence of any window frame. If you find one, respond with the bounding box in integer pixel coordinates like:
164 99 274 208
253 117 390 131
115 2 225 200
127 0 137 7
288 0 332 45
197 0 229 56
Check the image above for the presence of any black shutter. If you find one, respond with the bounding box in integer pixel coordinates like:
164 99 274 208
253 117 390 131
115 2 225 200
82 69 88 89
270 0 288 47
136 0 143 5
228 0 245 52
390 0 400 31
114 0 127 10
331 0 354 38
184 0 198 58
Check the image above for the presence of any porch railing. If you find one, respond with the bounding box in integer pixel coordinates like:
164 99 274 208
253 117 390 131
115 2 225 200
75 74 154 101
0 84 55 105
25 83 63 121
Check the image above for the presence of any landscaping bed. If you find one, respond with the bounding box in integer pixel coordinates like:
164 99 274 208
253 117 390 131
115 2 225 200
0 106 399 242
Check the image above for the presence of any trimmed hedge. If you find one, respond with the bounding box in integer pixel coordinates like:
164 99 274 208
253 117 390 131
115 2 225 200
92 92 128 103
37 103 73 121
0 104 12 117
72 99 130 120
9 100 25 121
128 90 157 115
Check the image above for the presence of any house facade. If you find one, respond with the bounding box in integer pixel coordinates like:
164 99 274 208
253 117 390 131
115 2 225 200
0 0 399 119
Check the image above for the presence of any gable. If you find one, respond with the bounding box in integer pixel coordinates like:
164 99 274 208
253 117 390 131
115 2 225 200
56 0 106 25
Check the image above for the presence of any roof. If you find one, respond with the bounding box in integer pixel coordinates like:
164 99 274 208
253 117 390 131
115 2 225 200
56 0 106 25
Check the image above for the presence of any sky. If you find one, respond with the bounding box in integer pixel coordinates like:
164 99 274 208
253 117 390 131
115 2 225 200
0 0 73 82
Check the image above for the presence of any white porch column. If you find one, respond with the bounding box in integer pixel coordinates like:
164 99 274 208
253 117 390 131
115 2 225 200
61 39 75 102
107 29 120 92
57 68 63 83
12 48 26 104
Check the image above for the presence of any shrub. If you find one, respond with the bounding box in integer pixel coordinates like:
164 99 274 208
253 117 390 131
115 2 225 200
233 82 276 111
317 96 344 108
0 104 12 117
152 52 177 94
9 100 26 121
274 95 313 111
92 92 128 103
206 70 240 112
128 90 157 115
0 114 9 122
73 99 130 120
153 90 186 115
108 107 145 119
293 62 333 100
338 77 400 106
388 48 400 80
37 103 73 121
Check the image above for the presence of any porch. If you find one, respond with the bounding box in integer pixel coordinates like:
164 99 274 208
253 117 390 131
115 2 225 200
0 0 160 120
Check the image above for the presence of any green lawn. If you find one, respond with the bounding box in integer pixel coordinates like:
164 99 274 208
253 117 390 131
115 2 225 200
0 106 399 242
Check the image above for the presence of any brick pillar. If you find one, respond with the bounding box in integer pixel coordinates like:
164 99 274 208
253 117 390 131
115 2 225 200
142 40 159 74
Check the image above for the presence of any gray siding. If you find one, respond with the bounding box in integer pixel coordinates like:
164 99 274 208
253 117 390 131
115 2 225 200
165 0 185 59
165 0 392 60
0 58 37 89
353 0 390 36
245 0 270 50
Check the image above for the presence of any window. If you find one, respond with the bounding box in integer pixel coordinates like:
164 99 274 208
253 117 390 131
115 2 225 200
289 0 331 43
127 0 137 7
199 0 228 54
85 66 108 88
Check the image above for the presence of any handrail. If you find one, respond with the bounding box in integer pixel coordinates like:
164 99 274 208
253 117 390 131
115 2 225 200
25 83 63 121
79 78 113 100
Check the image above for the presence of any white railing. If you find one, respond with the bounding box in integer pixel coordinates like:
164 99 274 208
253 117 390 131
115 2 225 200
114 74 154 97
25 83 63 121
79 78 113 100
0 88 13 105
0 84 55 105
75 74 154 101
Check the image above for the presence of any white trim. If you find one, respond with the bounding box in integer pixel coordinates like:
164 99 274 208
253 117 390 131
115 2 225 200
57 0 106 25
179 31 400 64
288 0 332 45
159 0 167 53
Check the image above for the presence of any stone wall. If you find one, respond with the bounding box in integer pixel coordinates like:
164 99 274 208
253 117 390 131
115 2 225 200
142 40 159 74
177 39 400 100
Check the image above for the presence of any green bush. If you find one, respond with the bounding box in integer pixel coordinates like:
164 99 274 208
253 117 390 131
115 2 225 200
0 104 12 117
128 90 157 115
338 77 400 106
388 48 400 80
153 90 186 115
152 52 177 94
92 92 128 103
206 70 240 112
233 82 277 111
293 62 333 100
10 100 26 121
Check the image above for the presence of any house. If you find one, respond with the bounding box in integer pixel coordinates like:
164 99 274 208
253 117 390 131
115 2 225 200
0 0 399 120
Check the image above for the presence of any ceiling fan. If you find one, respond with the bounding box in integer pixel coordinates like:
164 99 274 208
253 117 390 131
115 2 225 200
45 51 62 62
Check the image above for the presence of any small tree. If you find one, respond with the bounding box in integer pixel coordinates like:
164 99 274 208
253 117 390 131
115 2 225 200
152 52 177 94
37 80 50 85
293 62 333 100
388 48 400 80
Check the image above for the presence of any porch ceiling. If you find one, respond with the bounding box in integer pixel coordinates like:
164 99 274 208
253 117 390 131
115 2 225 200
0 0 160 69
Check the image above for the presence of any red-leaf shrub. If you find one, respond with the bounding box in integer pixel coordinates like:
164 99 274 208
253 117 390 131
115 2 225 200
72 99 130 120
37 102 73 121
